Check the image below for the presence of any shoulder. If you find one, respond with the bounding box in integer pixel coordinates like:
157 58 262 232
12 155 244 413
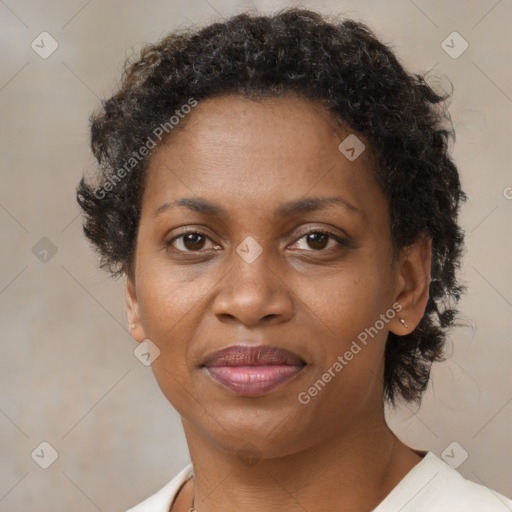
375 452 512 512
126 464 194 512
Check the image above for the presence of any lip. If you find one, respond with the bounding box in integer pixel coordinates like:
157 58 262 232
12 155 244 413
203 344 306 396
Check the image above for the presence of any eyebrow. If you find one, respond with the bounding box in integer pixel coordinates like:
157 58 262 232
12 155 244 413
153 196 360 219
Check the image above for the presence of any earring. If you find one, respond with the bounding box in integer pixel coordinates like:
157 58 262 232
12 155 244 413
399 318 408 329
129 323 136 330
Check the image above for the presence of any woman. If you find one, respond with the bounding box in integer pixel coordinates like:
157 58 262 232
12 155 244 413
76 8 512 511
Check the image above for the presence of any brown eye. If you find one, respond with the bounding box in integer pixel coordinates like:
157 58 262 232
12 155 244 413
181 233 206 250
305 232 329 250
166 231 219 252
290 229 348 252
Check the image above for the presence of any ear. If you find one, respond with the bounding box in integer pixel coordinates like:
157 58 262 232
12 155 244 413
125 276 147 343
390 235 432 335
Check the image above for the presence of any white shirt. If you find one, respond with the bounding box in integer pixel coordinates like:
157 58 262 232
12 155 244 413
126 451 512 511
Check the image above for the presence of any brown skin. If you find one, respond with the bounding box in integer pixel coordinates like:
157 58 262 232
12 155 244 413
126 94 432 512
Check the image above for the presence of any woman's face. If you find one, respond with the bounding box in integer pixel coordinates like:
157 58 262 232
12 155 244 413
127 94 417 457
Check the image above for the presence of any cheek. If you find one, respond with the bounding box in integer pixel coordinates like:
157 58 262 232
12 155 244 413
298 274 392 413
136 273 204 413
136 258 213 336
134 257 219 377
303 258 394 388
310 263 389 332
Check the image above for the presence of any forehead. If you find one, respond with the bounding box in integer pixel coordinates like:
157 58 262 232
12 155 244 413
142 93 384 224
160 93 353 161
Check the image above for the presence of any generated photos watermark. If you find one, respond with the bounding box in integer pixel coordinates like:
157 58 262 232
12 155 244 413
298 302 403 405
93 98 198 199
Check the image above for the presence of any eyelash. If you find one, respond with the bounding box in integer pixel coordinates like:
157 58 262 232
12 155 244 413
165 228 349 253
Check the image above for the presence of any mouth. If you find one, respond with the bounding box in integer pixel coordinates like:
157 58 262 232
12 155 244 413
202 344 306 396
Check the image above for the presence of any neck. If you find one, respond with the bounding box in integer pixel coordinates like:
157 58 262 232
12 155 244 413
180 411 422 512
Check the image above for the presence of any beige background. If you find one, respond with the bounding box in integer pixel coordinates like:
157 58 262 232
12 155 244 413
1 0 511 510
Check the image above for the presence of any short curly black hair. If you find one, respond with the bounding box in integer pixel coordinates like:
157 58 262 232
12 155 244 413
77 8 466 406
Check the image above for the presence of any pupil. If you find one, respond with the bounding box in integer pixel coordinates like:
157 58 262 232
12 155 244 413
184 233 205 250
308 233 328 250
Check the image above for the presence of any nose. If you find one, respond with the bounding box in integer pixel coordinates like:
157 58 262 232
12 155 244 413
211 244 294 327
